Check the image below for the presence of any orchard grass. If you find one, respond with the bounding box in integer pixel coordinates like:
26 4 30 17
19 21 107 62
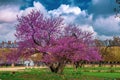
0 67 120 80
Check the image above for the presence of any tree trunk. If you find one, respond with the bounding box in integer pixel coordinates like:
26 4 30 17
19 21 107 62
99 61 102 67
57 63 65 74
74 61 84 69
49 62 66 74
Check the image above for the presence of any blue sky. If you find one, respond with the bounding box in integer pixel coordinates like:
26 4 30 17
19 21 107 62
0 0 119 42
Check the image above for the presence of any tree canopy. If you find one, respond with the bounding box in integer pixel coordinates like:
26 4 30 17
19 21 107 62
15 10 101 73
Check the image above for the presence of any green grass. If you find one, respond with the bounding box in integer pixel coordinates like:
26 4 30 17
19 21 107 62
83 72 120 78
0 67 120 80
76 67 120 73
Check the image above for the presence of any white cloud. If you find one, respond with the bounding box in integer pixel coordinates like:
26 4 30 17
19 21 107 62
93 15 120 36
49 4 81 16
33 1 47 14
0 1 48 42
19 1 48 17
0 30 16 42
59 5 81 15
0 5 19 42
48 4 90 24
0 23 15 34
0 22 16 41
0 5 19 23
5 30 16 41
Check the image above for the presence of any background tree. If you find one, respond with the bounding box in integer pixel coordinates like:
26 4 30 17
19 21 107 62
95 36 120 67
5 48 20 67
0 49 7 65
0 48 12 66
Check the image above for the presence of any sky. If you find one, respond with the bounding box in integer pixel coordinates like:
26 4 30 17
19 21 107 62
0 0 119 42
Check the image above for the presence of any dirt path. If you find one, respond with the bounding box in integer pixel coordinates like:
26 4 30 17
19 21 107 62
0 67 25 71
0 66 47 71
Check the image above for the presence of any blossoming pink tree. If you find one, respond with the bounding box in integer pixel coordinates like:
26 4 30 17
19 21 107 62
5 49 20 67
15 10 101 73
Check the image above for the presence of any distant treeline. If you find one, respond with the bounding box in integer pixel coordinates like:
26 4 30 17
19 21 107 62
0 41 17 48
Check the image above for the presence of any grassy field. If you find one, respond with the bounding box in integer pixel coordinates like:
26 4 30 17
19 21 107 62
0 67 120 80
